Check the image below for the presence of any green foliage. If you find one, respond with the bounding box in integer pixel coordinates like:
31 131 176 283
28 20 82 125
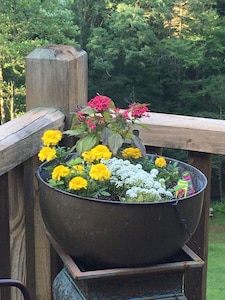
87 2 160 105
2 0 225 118
0 0 79 122
211 200 225 214
2 0 225 198
207 243 225 300
207 205 225 299
66 95 149 156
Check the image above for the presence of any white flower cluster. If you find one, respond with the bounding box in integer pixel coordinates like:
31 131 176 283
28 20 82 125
102 157 173 202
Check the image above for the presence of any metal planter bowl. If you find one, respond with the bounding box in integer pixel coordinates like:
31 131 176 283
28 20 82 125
37 155 207 270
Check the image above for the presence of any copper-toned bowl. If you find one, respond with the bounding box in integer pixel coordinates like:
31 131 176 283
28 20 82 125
37 155 207 270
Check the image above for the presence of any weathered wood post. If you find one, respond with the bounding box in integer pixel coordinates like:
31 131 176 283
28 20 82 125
26 44 88 129
25 45 88 299
186 151 211 300
0 108 65 300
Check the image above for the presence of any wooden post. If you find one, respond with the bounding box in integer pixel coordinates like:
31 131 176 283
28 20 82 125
25 45 88 299
26 45 88 129
185 151 211 300
0 174 11 300
8 165 26 300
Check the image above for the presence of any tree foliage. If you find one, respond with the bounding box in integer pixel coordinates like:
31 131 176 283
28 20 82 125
1 0 225 117
1 0 225 198
0 0 79 122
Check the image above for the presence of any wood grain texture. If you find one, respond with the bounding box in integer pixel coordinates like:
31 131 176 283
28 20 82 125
137 112 225 154
0 107 64 176
8 166 26 300
185 152 212 300
0 173 11 300
24 158 36 300
0 108 64 299
31 155 52 300
23 44 88 300
25 45 88 129
34 187 51 300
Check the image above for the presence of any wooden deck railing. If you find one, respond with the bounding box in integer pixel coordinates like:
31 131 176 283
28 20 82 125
0 108 65 300
1 45 224 300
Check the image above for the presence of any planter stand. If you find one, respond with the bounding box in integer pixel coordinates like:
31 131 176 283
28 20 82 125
48 233 204 300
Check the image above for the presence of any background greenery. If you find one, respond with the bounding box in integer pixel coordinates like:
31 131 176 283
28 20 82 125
1 0 225 199
207 201 225 299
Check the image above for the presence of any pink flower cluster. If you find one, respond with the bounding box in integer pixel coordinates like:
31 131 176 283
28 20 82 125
123 103 149 119
69 94 150 156
128 103 150 117
87 95 111 111
79 94 149 132
86 118 97 130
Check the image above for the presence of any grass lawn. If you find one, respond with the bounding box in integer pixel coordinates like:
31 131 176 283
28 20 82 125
206 203 225 300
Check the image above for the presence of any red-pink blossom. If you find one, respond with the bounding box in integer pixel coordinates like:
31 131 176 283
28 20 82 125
130 104 149 118
77 111 85 120
114 108 121 114
123 110 130 119
89 123 97 130
87 95 111 111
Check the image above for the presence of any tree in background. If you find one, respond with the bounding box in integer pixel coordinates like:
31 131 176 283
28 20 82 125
86 2 159 106
1 0 225 198
82 0 225 117
0 0 78 123
1 0 225 118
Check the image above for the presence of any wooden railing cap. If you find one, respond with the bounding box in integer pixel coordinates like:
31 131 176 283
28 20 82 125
137 112 225 155
0 107 65 176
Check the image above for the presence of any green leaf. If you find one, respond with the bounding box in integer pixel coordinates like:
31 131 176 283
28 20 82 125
100 190 111 196
130 134 146 158
64 125 86 137
101 127 112 144
66 157 83 166
82 106 96 114
70 115 79 128
136 123 150 131
108 133 124 155
76 135 98 155
48 179 64 187
109 99 116 110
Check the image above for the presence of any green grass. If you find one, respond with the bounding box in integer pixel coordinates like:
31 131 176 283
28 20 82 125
207 202 225 300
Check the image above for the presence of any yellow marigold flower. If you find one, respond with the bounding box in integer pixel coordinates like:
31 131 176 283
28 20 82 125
122 147 142 159
155 157 167 168
52 165 70 181
69 176 88 190
89 163 111 181
91 145 112 160
42 130 62 146
82 150 95 164
38 147 56 162
73 165 84 174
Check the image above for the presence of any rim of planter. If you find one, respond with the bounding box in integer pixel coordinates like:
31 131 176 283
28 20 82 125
37 154 207 205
